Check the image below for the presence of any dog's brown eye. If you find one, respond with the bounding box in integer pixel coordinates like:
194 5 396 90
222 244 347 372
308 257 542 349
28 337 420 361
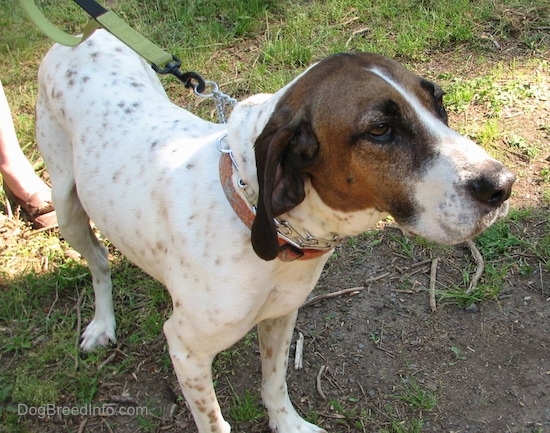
370 123 391 137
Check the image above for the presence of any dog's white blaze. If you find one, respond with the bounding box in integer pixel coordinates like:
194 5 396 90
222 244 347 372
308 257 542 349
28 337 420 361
365 67 494 167
366 67 456 139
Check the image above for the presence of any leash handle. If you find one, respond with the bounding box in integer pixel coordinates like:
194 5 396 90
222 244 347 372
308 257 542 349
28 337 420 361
18 0 100 47
18 0 206 91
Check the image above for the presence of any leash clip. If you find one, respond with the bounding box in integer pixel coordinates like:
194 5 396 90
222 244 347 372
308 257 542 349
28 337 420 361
154 59 236 124
152 55 206 94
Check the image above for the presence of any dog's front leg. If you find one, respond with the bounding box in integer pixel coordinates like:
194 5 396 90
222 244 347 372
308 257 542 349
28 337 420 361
163 315 231 433
259 313 327 433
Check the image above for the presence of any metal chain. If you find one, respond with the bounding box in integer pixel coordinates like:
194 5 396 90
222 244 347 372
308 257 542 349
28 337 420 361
275 220 340 251
195 80 237 124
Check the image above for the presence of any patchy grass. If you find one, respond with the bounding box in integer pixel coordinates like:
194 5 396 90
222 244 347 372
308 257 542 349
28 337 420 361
228 390 265 424
0 0 549 432
394 377 437 411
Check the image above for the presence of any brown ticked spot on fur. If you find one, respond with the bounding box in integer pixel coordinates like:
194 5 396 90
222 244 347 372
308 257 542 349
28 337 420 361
185 378 206 392
195 399 207 413
208 409 218 423
263 346 274 359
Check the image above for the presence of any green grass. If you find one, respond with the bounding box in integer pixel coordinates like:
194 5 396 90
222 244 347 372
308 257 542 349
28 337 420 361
2 0 549 128
436 208 549 307
442 63 547 157
228 390 265 424
1 0 549 432
320 376 436 432
0 234 170 430
394 377 437 411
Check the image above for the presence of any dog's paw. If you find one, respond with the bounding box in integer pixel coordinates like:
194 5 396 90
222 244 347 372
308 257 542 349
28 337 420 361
269 413 327 433
80 317 116 351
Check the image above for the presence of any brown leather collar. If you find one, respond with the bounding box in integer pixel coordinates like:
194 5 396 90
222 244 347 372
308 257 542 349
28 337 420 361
219 152 330 262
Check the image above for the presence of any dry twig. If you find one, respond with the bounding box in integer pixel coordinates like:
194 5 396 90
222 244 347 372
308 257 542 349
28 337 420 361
101 419 115 433
316 365 327 400
303 272 390 307
375 345 396 358
77 418 87 433
466 239 484 294
303 286 364 307
294 332 304 370
429 258 439 312
109 395 140 405
345 26 371 46
98 351 118 371
539 262 544 297
45 286 59 322
74 287 87 370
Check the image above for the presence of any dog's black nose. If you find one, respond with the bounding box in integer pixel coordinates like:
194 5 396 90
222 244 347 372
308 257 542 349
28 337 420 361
469 166 515 208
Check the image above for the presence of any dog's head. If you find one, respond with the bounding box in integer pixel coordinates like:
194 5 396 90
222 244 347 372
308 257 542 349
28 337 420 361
251 52 515 260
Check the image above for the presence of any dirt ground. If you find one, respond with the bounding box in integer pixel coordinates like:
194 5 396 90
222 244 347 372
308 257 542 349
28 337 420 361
56 237 550 433
6 48 550 432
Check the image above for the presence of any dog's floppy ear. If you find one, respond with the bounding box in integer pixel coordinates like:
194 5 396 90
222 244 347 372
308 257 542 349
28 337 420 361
251 108 319 260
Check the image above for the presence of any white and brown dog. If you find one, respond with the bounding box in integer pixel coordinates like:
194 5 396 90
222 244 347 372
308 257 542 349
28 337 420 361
36 30 514 432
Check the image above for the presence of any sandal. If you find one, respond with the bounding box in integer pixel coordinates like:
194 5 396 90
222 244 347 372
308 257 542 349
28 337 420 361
3 184 58 230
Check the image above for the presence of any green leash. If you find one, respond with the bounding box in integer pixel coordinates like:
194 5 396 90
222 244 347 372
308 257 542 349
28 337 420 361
18 0 206 92
19 0 100 47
